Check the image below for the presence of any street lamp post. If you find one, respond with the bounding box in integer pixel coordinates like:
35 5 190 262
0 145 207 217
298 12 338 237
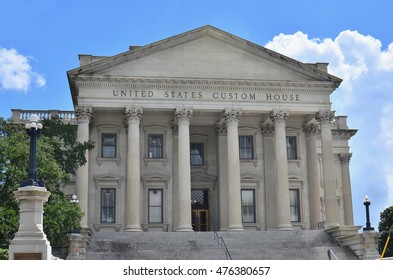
21 114 44 188
363 195 374 231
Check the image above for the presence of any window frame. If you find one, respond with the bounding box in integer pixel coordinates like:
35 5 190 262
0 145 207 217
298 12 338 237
241 189 256 223
100 188 116 224
286 135 298 160
148 188 164 223
148 134 164 159
190 142 204 166
101 133 117 158
239 135 254 160
143 125 168 166
289 188 301 222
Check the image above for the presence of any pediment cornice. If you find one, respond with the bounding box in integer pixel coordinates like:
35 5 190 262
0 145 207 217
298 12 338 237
74 76 338 93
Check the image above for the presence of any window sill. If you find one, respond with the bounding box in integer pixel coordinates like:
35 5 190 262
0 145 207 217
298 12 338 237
191 165 209 173
240 158 258 167
93 223 122 232
96 157 121 166
288 159 302 167
142 223 169 232
143 157 168 167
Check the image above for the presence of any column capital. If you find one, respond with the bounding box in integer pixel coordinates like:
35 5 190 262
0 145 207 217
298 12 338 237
125 106 143 123
261 123 275 136
75 106 93 122
215 122 227 136
339 153 352 164
175 107 193 124
303 123 320 136
315 111 334 125
270 110 288 125
223 108 242 124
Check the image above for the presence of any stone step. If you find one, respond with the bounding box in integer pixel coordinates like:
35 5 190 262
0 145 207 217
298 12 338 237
85 230 359 260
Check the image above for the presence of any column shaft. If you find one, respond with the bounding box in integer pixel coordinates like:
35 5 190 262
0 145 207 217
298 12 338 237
224 109 244 231
271 111 292 230
340 153 354 225
175 107 193 231
125 107 143 231
303 123 321 229
317 111 339 228
75 106 92 228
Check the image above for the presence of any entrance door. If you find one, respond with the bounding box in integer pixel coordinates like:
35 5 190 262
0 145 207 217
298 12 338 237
191 189 209 231
192 209 209 231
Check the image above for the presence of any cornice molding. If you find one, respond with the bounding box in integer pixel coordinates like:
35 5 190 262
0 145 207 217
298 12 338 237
73 76 337 93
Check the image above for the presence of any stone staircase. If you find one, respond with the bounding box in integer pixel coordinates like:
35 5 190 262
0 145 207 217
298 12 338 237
85 230 359 260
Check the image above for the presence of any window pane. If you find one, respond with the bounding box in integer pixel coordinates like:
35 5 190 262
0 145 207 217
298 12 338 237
102 133 116 158
239 136 253 159
290 189 300 222
241 190 255 223
149 189 163 223
101 189 115 223
190 143 204 165
286 136 297 160
148 134 163 158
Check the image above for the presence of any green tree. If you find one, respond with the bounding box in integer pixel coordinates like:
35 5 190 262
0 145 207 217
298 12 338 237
0 116 94 247
378 206 393 258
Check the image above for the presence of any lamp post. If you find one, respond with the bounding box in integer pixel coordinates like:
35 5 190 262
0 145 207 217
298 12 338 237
363 195 374 231
21 114 44 188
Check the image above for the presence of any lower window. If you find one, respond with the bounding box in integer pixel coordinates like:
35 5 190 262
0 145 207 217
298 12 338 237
148 189 163 223
241 189 256 223
100 188 116 223
290 189 301 222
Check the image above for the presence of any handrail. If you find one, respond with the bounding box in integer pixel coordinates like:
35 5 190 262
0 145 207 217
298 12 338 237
327 249 339 260
214 231 232 260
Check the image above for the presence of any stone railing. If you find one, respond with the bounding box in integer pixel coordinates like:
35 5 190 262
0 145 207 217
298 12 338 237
11 109 76 125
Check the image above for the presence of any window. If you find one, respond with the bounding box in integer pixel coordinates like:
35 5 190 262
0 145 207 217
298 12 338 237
290 189 301 222
286 136 297 160
148 189 163 223
102 133 117 158
239 136 253 159
148 134 163 158
100 188 116 223
241 189 256 223
190 143 204 165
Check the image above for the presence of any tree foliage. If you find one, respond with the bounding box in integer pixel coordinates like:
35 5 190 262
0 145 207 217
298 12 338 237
0 116 94 247
378 206 393 258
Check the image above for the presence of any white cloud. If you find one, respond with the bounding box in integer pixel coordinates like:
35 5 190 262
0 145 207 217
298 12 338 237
0 47 46 92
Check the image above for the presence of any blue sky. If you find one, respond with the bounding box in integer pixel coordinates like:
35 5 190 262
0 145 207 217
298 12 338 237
1 0 393 230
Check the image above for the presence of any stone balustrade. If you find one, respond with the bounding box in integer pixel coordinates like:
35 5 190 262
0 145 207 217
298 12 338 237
11 109 76 125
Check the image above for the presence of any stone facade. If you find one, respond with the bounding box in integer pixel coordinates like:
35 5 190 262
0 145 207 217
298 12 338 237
60 25 357 233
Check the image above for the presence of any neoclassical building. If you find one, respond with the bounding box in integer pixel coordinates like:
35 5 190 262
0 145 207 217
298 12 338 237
25 25 358 233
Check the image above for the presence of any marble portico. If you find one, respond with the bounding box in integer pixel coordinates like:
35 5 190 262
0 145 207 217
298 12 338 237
61 25 357 233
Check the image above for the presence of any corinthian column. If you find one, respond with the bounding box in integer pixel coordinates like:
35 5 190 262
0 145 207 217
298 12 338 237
175 107 193 231
339 153 354 225
303 123 321 229
316 111 339 228
224 109 244 231
270 110 292 230
75 106 93 228
125 106 143 231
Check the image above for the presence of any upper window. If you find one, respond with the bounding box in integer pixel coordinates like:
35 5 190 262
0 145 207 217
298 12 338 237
102 133 117 158
148 134 163 159
241 189 256 223
190 143 204 166
239 136 253 159
286 136 297 160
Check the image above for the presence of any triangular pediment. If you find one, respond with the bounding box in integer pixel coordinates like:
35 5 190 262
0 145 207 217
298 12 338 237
68 25 341 86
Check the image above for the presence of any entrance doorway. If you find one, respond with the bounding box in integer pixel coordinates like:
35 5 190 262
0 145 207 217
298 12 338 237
191 189 209 231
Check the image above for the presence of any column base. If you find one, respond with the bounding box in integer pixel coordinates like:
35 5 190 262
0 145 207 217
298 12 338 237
176 225 194 232
228 224 244 232
124 225 143 232
277 224 293 231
